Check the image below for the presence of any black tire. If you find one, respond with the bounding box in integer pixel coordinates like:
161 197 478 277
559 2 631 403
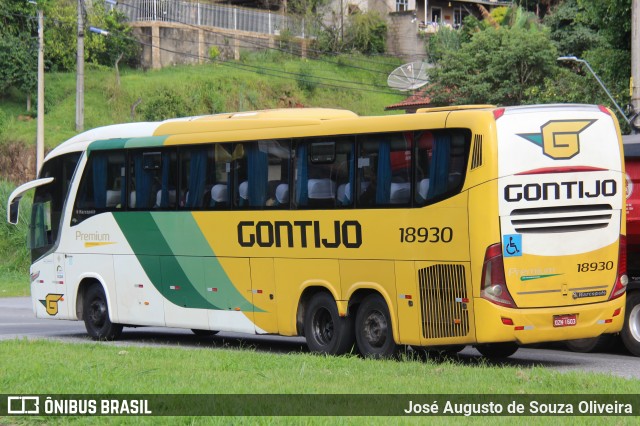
83 283 123 341
565 335 614 353
355 294 397 358
621 291 640 356
304 292 355 355
191 329 219 337
475 342 518 358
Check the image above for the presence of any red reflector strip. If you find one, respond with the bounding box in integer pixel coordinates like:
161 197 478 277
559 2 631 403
597 319 614 324
38 280 44 284
501 317 514 326
134 284 144 289
170 285 181 290
515 325 534 331
252 289 263 294
56 281 64 285
613 308 621 317
208 287 218 292
400 294 412 300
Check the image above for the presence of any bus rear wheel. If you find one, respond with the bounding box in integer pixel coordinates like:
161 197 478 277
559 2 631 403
621 291 640 356
475 342 518 358
355 294 397 358
304 292 355 355
83 283 123 341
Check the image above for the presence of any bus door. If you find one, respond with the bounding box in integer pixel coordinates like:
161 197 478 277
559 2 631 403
19 153 81 320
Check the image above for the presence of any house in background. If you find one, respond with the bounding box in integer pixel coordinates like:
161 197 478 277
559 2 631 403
324 0 512 58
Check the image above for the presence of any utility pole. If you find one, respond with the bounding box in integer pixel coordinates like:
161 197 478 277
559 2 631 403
632 0 640 132
76 0 84 132
36 6 44 174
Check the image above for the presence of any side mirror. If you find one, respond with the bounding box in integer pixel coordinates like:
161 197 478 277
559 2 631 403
8 198 21 225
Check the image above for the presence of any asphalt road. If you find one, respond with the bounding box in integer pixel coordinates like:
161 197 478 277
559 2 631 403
2 297 640 380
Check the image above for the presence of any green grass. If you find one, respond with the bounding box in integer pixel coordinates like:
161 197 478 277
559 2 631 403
1 339 638 424
0 180 31 295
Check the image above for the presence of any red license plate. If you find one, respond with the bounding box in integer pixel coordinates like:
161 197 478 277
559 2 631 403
553 314 577 327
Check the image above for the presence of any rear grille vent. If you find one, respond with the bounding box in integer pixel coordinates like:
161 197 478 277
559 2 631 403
418 264 469 339
509 204 612 233
471 135 483 169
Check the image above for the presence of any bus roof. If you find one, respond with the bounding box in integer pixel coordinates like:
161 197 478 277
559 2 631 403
44 104 611 161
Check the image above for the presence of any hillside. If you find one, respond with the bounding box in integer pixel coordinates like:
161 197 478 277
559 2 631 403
0 51 405 183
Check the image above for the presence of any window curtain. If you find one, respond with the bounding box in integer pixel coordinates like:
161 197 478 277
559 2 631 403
295 143 308 206
247 143 268 207
375 141 391 204
347 150 355 204
186 149 207 208
427 134 451 198
134 154 153 208
159 152 172 208
92 154 108 209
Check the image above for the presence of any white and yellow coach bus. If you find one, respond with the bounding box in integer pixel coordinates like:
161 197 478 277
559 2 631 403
7 104 628 358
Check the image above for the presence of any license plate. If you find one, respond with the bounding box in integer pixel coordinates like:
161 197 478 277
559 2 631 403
553 314 577 327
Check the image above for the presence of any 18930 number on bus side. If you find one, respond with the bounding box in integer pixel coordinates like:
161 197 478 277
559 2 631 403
399 227 453 243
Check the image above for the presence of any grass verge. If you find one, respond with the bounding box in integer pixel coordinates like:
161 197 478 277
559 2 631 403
0 339 639 424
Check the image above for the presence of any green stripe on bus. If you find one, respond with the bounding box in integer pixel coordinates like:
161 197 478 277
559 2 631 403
87 138 129 152
113 212 257 312
88 136 168 153
124 136 168 149
151 212 257 312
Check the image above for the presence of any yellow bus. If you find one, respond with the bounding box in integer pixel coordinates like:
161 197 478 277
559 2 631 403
7 104 628 358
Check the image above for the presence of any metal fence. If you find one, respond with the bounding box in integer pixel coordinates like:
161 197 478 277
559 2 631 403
116 0 312 38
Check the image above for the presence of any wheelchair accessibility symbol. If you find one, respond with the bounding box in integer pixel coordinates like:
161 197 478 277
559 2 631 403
503 234 522 257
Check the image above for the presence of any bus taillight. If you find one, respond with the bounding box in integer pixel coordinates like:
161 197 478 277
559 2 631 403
609 235 628 301
480 243 517 308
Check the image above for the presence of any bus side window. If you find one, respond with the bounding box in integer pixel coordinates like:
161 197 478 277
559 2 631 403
414 130 469 205
414 131 434 205
130 150 177 210
72 151 125 223
294 137 353 209
179 145 215 209
356 132 410 208
264 140 291 209
209 143 233 209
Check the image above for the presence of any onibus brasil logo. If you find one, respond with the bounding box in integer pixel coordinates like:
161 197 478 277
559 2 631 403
517 120 596 160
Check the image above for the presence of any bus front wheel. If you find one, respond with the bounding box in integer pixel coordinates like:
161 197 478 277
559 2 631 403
355 294 397 358
621 291 640 356
475 342 518 358
304 292 355 355
83 283 123 341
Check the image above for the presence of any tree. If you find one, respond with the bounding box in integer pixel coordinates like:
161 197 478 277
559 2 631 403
543 0 603 58
426 26 557 106
0 0 39 107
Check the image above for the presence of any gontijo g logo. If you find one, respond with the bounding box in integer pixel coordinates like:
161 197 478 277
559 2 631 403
39 293 64 316
517 120 596 160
